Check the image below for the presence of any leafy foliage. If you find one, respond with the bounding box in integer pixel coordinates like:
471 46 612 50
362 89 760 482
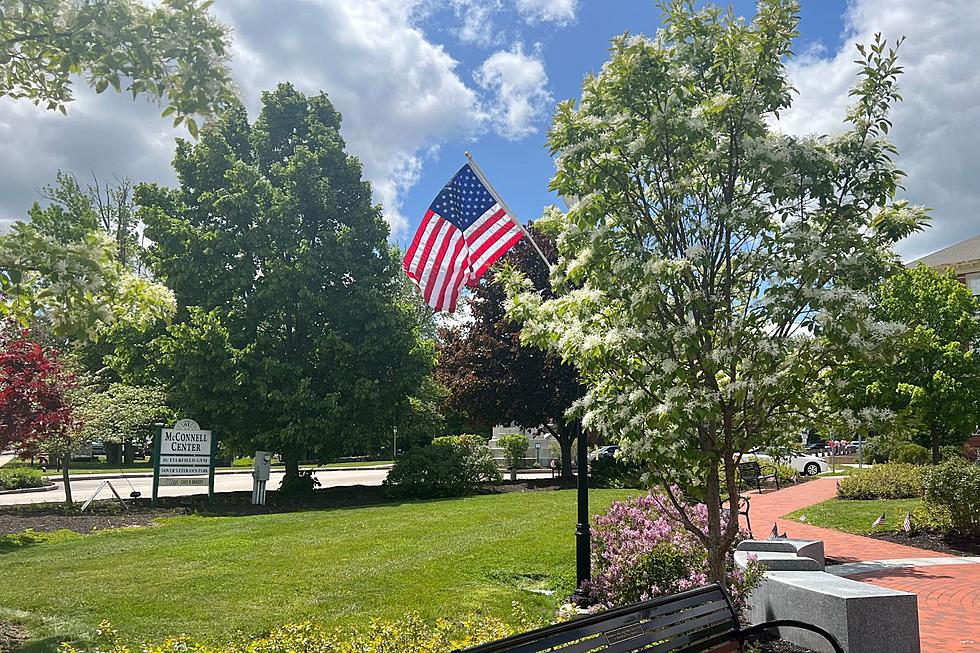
384 435 500 499
501 0 926 583
437 227 583 478
590 455 645 489
831 265 980 463
276 470 321 497
0 223 175 341
923 460 980 536
0 0 236 129
74 381 172 445
60 612 539 653
0 329 75 457
498 433 529 469
0 466 46 490
133 84 434 472
836 464 924 500
892 442 930 465
588 491 761 611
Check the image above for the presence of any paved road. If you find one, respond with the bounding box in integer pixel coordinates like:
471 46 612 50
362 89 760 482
0 468 391 505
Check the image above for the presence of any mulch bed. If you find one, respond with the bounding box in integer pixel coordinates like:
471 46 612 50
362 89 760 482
871 530 980 556
0 479 566 537
0 621 27 653
750 631 817 652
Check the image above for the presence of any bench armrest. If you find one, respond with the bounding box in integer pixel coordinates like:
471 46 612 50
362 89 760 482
739 619 844 653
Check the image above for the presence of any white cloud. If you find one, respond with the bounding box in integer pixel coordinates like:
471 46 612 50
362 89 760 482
449 0 503 46
216 0 485 235
778 0 980 261
515 0 578 26
475 43 553 140
0 0 561 236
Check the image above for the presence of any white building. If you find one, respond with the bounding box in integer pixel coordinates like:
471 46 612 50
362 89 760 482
489 424 557 468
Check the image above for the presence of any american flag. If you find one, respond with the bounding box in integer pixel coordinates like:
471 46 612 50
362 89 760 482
769 523 779 539
403 163 524 312
872 512 886 528
903 511 912 533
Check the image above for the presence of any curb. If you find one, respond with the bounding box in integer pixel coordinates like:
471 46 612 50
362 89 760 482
0 482 58 495
47 465 394 482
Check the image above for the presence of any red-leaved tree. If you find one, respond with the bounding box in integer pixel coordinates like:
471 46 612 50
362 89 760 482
0 328 76 503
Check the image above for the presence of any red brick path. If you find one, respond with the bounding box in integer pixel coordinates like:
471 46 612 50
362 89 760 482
740 477 980 652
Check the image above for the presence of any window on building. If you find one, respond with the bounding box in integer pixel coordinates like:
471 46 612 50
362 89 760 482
966 273 980 297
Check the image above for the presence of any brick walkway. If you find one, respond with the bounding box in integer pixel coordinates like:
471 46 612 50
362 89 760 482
740 477 980 652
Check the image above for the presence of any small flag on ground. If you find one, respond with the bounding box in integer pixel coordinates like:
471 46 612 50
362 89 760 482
903 511 912 533
872 512 886 528
799 514 808 523
403 162 524 312
836 479 841 490
770 523 779 539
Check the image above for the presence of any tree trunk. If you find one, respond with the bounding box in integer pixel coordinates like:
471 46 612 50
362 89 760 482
560 433 574 481
283 456 300 480
123 441 135 465
931 426 941 465
62 453 73 506
705 457 726 587
107 442 122 466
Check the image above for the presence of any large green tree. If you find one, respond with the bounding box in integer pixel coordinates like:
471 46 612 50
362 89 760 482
135 83 434 477
502 0 927 584
437 226 583 478
0 0 235 132
833 265 980 463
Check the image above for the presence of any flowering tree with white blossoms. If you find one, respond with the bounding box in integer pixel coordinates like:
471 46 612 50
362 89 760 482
502 0 928 584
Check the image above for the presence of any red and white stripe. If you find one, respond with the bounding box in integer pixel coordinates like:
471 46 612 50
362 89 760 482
403 203 523 312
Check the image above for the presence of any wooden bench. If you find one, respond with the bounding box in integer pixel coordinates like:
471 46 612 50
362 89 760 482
455 583 843 653
738 460 779 494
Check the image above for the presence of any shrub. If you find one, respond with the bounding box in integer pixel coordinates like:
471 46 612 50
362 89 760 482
940 445 966 462
861 437 892 463
231 457 253 468
276 470 321 496
591 455 645 489
836 464 923 499
588 490 762 612
892 443 930 465
385 435 500 499
62 612 539 653
923 461 980 536
432 434 500 481
498 433 529 469
0 467 47 490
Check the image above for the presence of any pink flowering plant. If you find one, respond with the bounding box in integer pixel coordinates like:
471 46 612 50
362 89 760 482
586 490 762 612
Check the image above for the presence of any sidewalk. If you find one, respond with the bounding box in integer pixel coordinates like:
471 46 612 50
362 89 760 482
741 477 979 653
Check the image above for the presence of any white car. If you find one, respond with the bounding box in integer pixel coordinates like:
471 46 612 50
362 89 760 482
744 452 829 476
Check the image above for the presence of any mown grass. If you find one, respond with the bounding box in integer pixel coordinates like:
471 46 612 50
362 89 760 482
1 489 633 650
785 497 925 534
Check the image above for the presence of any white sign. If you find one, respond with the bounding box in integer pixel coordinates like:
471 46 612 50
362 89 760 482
159 477 209 487
160 426 212 456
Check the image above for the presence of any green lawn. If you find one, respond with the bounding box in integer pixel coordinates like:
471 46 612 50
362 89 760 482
785 497 924 534
1 489 633 650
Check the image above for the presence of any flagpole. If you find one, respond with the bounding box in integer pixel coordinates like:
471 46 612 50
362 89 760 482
464 151 551 267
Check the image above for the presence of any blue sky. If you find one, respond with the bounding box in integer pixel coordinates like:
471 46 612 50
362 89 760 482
1 0 977 261
396 0 851 250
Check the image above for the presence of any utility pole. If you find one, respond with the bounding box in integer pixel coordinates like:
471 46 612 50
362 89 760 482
392 426 397 460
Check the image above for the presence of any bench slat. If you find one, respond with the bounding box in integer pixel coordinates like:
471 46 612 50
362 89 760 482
454 585 734 653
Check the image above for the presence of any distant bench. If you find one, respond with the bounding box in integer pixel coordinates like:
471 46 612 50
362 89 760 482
456 583 843 653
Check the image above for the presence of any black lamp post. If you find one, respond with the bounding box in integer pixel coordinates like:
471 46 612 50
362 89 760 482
572 419 591 604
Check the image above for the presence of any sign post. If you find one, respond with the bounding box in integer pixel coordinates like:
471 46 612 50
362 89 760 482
152 419 216 507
